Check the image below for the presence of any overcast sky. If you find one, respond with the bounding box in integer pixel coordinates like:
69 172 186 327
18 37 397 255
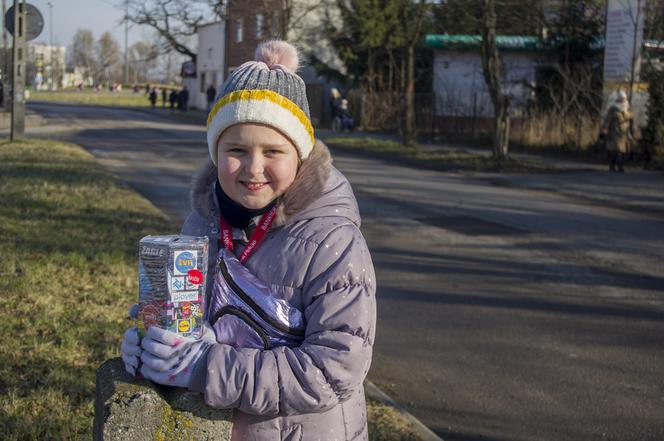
16 0 148 49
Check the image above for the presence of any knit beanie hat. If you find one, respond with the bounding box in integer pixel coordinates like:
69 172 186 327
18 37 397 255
206 40 314 165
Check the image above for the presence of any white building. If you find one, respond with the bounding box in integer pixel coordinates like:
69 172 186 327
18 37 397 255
188 21 226 110
427 35 540 120
28 43 66 90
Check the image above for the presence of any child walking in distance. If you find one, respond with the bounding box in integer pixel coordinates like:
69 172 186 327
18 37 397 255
121 40 377 440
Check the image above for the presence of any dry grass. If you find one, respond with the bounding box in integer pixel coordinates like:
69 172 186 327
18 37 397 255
325 135 555 173
511 111 601 151
0 139 173 440
367 398 421 441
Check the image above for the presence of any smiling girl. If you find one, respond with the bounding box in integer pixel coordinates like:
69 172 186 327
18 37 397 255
121 40 377 440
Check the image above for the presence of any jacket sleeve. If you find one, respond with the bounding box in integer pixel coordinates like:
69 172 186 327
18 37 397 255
201 224 377 416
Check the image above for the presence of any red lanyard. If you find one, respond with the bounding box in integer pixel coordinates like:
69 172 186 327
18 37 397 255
219 206 277 264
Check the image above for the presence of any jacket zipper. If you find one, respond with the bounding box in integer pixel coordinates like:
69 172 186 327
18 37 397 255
218 259 305 337
210 305 271 350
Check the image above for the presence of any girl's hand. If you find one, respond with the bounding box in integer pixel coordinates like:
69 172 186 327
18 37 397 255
139 323 216 390
121 304 142 376
121 327 142 376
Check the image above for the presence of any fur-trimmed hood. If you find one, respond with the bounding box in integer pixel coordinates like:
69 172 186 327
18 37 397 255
189 140 361 228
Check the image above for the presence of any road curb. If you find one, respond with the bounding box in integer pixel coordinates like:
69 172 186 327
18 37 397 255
364 380 444 441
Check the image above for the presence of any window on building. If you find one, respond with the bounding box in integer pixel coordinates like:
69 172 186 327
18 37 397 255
271 11 280 37
256 14 264 39
236 18 244 43
200 72 206 93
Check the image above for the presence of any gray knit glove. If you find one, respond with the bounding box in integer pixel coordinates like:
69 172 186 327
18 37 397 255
120 304 141 376
139 323 216 391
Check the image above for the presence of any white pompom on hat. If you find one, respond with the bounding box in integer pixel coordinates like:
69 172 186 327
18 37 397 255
206 40 314 165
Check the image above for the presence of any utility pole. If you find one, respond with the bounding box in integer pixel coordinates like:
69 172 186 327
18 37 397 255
2 0 8 110
124 0 128 85
47 1 52 90
10 0 26 140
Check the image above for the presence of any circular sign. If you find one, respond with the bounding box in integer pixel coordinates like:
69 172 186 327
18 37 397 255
187 269 203 285
5 3 44 41
175 251 196 274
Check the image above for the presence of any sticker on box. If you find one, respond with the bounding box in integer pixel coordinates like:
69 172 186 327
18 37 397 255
178 319 191 333
172 290 199 303
174 250 197 275
169 275 186 292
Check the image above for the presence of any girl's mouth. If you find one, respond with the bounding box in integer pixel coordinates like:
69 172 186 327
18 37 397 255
241 181 269 191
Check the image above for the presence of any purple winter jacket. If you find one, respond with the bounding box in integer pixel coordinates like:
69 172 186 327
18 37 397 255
181 141 377 441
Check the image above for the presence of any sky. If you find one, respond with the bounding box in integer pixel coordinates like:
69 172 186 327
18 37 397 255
15 0 148 50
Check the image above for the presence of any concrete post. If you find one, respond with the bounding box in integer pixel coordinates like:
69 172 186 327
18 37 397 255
10 0 25 140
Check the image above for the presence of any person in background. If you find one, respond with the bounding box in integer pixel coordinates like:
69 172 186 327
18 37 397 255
602 90 633 173
206 84 217 112
338 99 356 131
179 86 190 112
148 87 158 110
161 88 168 108
169 89 178 112
329 87 342 120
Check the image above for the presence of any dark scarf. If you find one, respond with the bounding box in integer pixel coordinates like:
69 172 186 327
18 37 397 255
215 181 277 229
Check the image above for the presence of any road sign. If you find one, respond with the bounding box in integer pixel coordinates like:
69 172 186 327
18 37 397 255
5 3 43 41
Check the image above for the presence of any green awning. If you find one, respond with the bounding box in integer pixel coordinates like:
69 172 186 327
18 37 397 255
425 34 664 52
424 34 542 51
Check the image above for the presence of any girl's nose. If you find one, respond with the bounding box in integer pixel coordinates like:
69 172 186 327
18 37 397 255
246 153 264 175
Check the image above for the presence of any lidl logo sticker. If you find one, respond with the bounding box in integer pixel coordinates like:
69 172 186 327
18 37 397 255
178 319 191 333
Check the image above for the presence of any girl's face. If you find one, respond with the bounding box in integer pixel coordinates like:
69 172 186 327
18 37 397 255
217 123 299 209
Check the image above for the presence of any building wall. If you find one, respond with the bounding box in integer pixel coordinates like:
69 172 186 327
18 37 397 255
224 0 344 126
195 21 226 110
433 50 538 118
225 0 283 75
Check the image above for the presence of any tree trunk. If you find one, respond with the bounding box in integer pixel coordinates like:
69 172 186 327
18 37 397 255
403 44 416 147
480 0 510 160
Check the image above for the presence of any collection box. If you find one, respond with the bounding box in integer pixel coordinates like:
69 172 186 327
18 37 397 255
138 235 209 339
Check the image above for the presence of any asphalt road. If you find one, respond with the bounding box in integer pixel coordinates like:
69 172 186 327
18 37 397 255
18 101 664 441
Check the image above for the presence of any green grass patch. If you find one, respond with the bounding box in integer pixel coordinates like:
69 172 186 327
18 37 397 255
29 90 153 108
0 139 173 440
325 136 555 173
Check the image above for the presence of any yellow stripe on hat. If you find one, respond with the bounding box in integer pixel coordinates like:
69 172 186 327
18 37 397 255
207 89 314 144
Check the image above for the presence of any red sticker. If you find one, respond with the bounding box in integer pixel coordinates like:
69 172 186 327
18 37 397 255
187 269 203 285
139 304 160 330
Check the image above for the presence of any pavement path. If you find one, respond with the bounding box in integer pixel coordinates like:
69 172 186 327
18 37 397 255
13 101 664 441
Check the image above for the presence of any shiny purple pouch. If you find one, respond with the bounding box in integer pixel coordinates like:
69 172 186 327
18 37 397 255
209 248 305 350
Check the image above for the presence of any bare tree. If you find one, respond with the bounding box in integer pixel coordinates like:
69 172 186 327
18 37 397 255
71 29 97 83
124 0 215 61
129 41 159 83
480 0 510 159
97 32 123 83
397 0 431 147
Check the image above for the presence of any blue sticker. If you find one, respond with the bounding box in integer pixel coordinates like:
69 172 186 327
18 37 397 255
174 251 196 275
